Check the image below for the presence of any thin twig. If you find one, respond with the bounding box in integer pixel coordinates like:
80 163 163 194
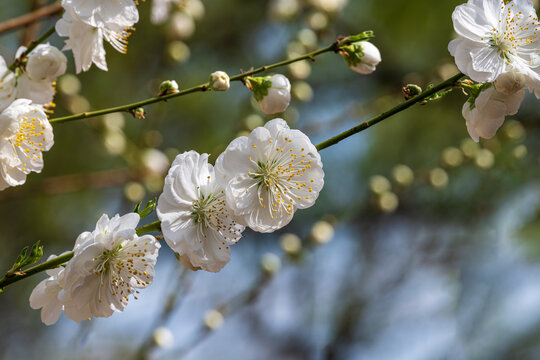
0 2 62 35
48 32 374 124
315 72 465 151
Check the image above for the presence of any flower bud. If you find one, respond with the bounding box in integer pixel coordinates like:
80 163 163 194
494 70 526 95
209 71 230 91
248 74 291 114
159 80 179 96
25 44 67 82
341 41 381 75
402 84 422 100
132 107 146 119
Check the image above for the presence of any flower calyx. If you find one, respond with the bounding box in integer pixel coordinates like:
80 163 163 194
246 76 273 101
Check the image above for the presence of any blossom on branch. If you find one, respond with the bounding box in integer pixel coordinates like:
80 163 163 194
0 57 16 112
14 44 67 106
56 0 138 72
448 0 540 83
0 99 53 191
210 71 230 91
22 44 67 82
341 41 381 75
157 151 244 272
215 118 324 233
61 213 160 322
29 255 66 325
462 84 524 142
247 74 291 114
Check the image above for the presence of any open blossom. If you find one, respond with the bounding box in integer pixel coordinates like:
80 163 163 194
463 85 524 142
343 41 381 75
60 213 160 322
56 1 137 73
248 74 291 114
29 255 66 325
61 0 138 28
157 151 244 272
215 119 324 233
0 99 53 191
448 0 540 83
0 57 16 112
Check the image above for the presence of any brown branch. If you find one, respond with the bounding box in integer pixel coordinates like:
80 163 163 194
0 2 62 35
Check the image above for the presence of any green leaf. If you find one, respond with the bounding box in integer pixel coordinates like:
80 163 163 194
135 198 157 219
15 246 29 266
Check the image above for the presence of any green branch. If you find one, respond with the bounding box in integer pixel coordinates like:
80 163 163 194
315 72 465 151
48 32 374 124
0 251 73 290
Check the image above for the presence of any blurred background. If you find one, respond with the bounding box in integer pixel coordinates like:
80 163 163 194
2 0 540 359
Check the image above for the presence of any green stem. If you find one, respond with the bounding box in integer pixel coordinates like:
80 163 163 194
0 220 163 291
9 24 57 71
136 220 162 236
315 72 465 151
0 251 73 290
48 32 373 124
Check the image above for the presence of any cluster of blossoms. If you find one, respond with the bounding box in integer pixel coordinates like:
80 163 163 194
56 0 139 72
449 0 540 142
157 118 325 272
30 119 324 324
30 213 160 325
0 43 66 190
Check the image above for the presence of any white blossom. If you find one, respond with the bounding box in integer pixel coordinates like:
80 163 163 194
0 56 16 112
448 0 540 83
23 44 67 82
209 71 230 91
0 99 53 191
29 255 66 325
157 151 244 272
462 86 524 142
62 213 160 321
345 41 381 75
56 4 135 73
250 74 291 114
61 0 138 29
215 118 324 233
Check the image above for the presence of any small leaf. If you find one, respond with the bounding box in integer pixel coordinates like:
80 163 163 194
15 246 29 266
19 241 43 268
133 201 142 214
138 198 157 219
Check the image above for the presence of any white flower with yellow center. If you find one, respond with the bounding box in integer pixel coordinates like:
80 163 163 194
448 0 540 83
0 99 53 191
157 151 244 272
215 118 324 233
62 213 160 321
56 5 135 73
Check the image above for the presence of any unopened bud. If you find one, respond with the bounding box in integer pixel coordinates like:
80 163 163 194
248 74 291 114
341 41 381 75
131 107 146 119
402 84 422 100
209 71 230 91
159 80 179 96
